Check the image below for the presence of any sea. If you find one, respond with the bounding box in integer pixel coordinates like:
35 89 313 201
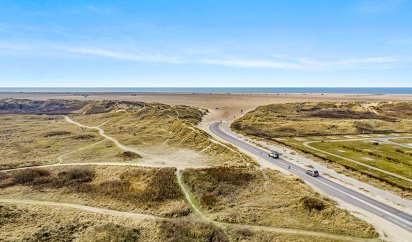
1 87 412 94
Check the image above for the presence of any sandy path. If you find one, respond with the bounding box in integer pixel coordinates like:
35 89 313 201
64 115 147 156
0 198 161 221
57 140 105 164
0 197 378 242
175 170 203 216
0 162 208 173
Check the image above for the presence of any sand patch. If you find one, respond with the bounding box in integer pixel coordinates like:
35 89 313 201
293 137 307 141
343 135 356 139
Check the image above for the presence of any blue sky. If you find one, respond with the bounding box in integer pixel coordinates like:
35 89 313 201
0 0 412 87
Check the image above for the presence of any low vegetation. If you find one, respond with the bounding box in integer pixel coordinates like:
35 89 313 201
274 137 412 196
0 99 382 241
0 114 102 170
159 219 228 242
0 166 189 217
232 102 412 137
182 168 378 239
70 101 253 166
117 151 142 160
0 98 88 115
232 101 412 196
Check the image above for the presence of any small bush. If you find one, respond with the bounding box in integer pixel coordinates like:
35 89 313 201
71 134 95 140
140 169 181 202
301 196 326 212
88 223 140 242
117 151 142 160
43 131 71 137
200 193 217 208
235 228 253 237
160 219 228 242
95 168 181 203
54 168 95 187
12 169 51 185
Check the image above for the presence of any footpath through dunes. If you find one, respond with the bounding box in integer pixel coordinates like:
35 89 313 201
0 98 254 171
0 98 383 241
0 198 379 242
0 156 381 240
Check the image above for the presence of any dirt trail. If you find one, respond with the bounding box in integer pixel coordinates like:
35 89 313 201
218 222 378 242
0 197 377 242
64 115 147 156
63 115 209 168
175 170 204 217
0 162 208 173
0 198 161 221
57 140 105 164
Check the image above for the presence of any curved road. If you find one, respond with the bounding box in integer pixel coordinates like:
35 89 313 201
209 121 412 234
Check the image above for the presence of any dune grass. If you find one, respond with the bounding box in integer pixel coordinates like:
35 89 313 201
232 101 412 195
182 167 378 239
0 115 103 170
233 102 412 138
0 166 190 217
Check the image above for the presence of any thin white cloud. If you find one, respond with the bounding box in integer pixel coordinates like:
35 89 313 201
1 43 404 71
58 46 182 63
59 46 403 71
198 58 301 69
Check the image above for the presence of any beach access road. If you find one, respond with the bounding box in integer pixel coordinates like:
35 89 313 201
208 121 412 237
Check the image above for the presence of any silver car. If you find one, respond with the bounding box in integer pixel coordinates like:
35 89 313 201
268 151 279 159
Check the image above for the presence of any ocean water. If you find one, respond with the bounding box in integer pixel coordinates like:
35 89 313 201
1 87 412 94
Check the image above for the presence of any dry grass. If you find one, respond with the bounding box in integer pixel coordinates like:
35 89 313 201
0 115 102 170
0 203 158 241
0 166 189 217
182 167 378 239
159 219 228 242
117 151 142 160
0 98 87 115
0 203 349 242
61 140 125 163
71 102 253 167
233 102 412 137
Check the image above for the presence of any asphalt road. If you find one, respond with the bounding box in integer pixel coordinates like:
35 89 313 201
209 121 412 233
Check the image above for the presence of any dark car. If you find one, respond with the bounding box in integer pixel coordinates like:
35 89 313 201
268 151 279 159
306 170 319 177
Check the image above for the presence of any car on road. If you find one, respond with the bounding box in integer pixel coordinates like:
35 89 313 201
306 169 319 177
268 151 280 159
